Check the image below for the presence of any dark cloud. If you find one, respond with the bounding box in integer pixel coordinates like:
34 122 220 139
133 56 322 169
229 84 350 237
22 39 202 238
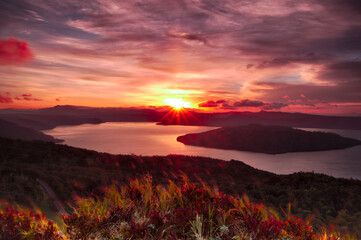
251 60 361 104
198 99 227 108
0 37 33 64
246 63 254 69
263 102 288 110
234 99 265 107
233 99 288 110
254 52 331 69
198 98 288 110
319 61 361 83
320 0 361 15
220 102 237 110
167 32 209 45
17 94 42 101
232 2 361 69
198 100 219 108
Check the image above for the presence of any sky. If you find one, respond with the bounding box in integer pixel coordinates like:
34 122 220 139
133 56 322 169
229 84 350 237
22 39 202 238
0 0 360 115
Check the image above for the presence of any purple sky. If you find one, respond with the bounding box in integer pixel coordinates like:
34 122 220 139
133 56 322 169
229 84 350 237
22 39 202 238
0 0 360 115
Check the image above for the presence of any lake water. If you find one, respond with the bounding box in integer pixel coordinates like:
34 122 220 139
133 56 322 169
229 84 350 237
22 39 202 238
44 122 361 180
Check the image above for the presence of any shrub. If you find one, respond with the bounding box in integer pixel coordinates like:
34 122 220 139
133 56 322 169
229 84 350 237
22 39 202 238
0 176 353 239
0 206 64 240
63 176 348 240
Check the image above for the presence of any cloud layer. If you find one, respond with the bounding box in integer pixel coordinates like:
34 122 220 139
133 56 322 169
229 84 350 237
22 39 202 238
0 92 42 104
0 0 360 114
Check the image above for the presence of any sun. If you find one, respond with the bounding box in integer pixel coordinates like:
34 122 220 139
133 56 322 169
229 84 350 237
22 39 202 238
164 98 192 109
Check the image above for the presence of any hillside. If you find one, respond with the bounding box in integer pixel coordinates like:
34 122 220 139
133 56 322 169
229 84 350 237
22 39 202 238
177 124 361 154
0 119 62 142
0 137 361 236
1 177 346 239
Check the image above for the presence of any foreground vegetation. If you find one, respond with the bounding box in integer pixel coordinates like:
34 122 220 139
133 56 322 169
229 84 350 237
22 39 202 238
0 177 353 239
0 137 360 237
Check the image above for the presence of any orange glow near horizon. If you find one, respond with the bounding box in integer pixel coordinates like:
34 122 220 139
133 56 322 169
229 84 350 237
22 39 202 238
164 98 192 110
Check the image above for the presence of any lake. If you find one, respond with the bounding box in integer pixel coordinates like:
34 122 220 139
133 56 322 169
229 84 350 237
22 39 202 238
44 122 361 180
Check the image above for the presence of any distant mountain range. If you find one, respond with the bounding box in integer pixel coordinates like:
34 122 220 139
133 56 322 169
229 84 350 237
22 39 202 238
1 105 361 131
177 124 361 154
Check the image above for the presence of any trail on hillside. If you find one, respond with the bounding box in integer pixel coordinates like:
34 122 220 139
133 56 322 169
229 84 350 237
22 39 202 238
37 179 68 216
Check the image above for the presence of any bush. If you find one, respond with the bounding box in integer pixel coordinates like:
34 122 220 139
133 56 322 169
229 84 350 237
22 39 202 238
0 206 64 240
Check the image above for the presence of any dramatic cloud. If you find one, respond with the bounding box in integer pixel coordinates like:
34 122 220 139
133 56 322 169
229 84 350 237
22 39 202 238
0 0 359 114
0 37 33 64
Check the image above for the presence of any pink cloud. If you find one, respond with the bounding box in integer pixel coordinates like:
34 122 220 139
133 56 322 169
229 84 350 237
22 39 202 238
0 92 13 103
0 37 34 65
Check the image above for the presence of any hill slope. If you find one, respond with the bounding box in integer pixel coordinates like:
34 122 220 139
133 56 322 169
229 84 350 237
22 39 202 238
2 177 344 239
0 119 62 142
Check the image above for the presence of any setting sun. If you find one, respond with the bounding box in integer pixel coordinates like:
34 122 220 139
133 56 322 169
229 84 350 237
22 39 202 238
164 98 192 109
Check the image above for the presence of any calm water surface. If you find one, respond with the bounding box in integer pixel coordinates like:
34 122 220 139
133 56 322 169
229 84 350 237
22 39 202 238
44 122 361 180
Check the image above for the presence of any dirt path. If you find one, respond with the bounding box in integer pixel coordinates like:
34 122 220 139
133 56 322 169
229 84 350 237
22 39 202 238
37 179 68 216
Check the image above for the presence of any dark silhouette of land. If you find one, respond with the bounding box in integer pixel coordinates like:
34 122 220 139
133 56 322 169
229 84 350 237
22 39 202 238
177 124 361 154
159 110 361 130
0 119 62 142
0 105 161 130
1 105 361 131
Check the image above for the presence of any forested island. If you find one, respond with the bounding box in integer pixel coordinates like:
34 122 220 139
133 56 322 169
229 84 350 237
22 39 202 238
177 124 361 154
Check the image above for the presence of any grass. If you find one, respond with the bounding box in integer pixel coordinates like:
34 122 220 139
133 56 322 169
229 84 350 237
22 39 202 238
1 175 355 239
